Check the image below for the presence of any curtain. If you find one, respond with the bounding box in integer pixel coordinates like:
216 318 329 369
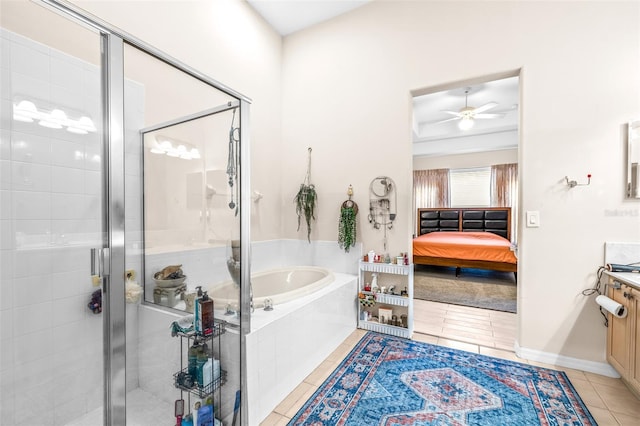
413 168 450 209
491 163 518 243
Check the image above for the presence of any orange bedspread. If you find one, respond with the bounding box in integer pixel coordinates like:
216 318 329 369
413 231 517 264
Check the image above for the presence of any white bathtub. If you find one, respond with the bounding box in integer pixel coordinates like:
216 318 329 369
208 266 334 309
244 271 357 424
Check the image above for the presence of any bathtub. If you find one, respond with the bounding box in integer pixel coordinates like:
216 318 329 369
242 270 358 424
208 266 334 309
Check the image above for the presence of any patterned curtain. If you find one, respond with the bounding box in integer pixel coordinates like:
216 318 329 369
491 163 518 243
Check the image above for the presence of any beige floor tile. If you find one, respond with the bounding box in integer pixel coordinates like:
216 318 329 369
273 382 315 416
613 411 640 425
492 328 516 340
585 372 629 390
284 383 318 418
412 332 439 345
587 406 621 426
493 339 516 352
556 366 587 382
594 383 640 417
488 310 517 319
479 347 521 361
413 322 444 336
326 343 353 363
490 320 517 330
304 359 338 386
437 338 479 353
260 412 289 426
414 299 448 312
568 378 607 409
446 304 492 317
443 320 494 336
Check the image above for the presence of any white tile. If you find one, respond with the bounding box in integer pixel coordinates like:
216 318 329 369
0 160 10 190
0 219 13 250
0 250 13 280
0 308 12 341
51 193 85 220
0 190 11 220
51 270 90 299
51 165 83 194
12 190 51 220
51 246 88 273
83 170 101 195
0 279 13 312
52 295 86 326
50 53 84 93
0 129 10 160
14 219 50 248
10 71 50 103
13 248 52 277
13 300 52 334
10 37 49 80
12 327 54 366
51 137 85 169
11 161 51 192
10 131 51 164
12 274 52 308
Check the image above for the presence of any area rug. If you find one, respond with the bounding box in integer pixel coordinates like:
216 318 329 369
288 332 595 425
414 265 517 313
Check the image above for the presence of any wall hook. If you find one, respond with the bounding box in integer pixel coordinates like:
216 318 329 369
565 174 592 188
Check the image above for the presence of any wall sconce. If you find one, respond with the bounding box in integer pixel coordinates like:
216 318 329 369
13 99 96 134
149 135 201 160
565 174 592 188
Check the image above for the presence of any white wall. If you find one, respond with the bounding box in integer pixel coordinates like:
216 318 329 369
281 0 640 367
70 0 285 242
413 148 518 171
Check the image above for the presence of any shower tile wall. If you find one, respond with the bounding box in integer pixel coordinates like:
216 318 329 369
0 29 143 426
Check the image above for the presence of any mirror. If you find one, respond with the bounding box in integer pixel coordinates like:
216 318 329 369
628 120 640 198
142 102 242 311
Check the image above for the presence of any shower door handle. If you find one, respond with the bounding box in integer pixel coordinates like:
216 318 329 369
90 248 109 286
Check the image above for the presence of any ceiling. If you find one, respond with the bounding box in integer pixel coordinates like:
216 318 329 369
413 76 520 157
247 0 372 36
246 1 520 158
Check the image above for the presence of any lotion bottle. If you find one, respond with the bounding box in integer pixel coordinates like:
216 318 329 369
198 291 214 335
194 286 203 333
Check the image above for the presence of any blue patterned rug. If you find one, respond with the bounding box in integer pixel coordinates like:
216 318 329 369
288 332 596 425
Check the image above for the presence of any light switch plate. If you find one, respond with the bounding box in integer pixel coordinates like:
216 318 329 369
526 211 540 228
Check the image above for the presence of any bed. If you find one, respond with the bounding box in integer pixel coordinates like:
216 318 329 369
413 207 517 275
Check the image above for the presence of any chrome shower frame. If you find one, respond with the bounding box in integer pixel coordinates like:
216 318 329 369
38 1 252 424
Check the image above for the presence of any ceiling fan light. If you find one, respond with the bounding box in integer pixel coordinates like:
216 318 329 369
458 117 474 131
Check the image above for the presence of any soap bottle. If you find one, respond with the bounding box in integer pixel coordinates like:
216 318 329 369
188 339 200 380
194 286 203 333
196 346 208 387
198 291 214 336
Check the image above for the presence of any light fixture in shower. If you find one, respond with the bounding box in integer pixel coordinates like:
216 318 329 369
149 135 201 160
13 99 97 134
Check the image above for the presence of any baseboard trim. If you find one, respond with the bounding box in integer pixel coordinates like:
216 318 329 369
514 340 620 378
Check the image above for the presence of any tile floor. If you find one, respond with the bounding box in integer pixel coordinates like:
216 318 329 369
261 300 640 426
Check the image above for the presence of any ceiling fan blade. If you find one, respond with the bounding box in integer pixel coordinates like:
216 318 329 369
441 110 462 117
472 102 498 114
433 116 461 124
474 113 505 119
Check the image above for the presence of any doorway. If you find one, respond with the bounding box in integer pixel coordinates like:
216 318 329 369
410 73 520 344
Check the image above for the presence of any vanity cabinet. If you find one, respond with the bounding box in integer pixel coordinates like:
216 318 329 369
606 277 640 397
358 261 413 339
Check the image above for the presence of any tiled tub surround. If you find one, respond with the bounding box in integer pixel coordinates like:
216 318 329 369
140 239 361 424
144 239 363 304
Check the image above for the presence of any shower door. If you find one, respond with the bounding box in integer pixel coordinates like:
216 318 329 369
0 2 107 425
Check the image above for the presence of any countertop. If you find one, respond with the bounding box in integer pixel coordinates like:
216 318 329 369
605 271 640 289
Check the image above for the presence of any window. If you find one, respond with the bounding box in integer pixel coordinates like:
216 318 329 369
449 167 491 207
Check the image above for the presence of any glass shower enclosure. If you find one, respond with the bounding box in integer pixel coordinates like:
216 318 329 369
0 1 251 425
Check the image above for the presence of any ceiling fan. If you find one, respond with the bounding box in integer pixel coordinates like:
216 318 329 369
435 87 504 130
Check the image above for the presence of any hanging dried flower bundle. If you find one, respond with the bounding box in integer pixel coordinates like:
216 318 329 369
295 148 317 243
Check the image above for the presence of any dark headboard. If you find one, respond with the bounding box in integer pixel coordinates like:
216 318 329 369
417 207 511 240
